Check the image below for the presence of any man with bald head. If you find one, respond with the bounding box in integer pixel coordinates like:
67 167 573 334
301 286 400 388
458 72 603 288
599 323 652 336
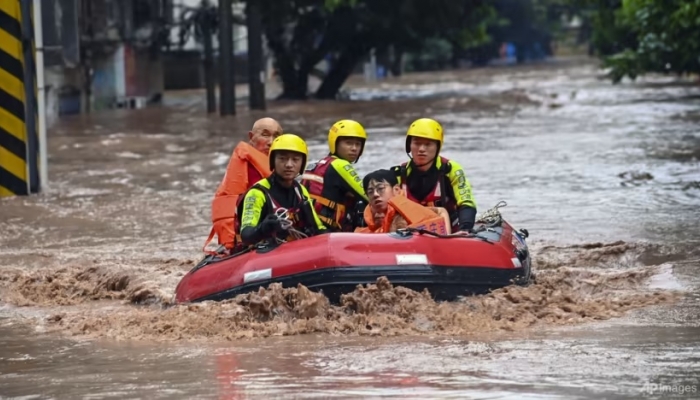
204 118 283 253
248 117 283 154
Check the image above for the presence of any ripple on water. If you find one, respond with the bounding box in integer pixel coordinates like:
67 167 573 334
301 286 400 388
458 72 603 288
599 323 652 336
0 59 699 399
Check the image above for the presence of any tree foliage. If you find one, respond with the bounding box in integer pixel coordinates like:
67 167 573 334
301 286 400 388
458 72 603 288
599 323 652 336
609 0 700 81
579 0 700 82
257 0 494 99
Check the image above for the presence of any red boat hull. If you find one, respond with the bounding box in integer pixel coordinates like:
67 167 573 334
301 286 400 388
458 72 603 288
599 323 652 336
175 222 531 303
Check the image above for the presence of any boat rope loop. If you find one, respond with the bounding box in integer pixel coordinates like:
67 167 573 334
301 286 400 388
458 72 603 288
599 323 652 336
273 208 308 243
475 200 507 228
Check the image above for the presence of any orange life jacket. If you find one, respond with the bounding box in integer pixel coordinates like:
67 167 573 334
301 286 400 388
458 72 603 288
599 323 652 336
398 157 457 212
354 195 449 235
392 157 459 231
204 142 270 252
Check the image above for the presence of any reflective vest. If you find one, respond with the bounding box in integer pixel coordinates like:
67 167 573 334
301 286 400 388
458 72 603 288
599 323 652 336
204 142 270 252
300 155 354 231
355 195 449 235
236 179 315 243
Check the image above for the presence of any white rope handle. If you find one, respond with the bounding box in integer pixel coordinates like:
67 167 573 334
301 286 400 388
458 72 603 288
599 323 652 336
476 200 507 225
275 208 293 230
273 207 308 243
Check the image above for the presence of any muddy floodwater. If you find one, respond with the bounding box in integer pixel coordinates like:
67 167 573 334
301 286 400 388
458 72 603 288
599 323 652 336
1 58 699 399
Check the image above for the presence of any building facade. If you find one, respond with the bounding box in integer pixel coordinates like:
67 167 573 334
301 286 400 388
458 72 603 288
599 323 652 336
42 0 169 122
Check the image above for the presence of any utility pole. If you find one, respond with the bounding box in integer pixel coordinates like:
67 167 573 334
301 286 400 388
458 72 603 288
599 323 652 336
218 0 235 116
33 0 48 188
201 4 216 114
246 0 265 110
19 0 39 193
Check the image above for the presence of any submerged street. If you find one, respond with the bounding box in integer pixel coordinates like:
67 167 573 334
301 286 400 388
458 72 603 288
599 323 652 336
1 58 699 399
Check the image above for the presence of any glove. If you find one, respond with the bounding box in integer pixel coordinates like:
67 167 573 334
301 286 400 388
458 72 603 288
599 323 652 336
259 214 283 237
458 206 477 232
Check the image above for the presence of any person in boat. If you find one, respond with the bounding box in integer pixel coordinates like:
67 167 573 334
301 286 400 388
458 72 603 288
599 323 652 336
355 169 451 234
300 120 369 232
238 134 328 246
390 118 477 232
204 118 283 252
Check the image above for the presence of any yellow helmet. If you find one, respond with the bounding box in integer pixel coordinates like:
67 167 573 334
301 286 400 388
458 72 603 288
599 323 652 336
269 134 308 172
328 119 367 161
405 118 443 154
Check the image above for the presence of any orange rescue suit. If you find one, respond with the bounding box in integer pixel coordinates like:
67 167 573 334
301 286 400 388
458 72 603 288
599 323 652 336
204 142 270 251
355 195 450 235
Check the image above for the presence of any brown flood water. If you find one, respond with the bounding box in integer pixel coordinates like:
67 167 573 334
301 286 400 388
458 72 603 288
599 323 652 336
1 57 700 399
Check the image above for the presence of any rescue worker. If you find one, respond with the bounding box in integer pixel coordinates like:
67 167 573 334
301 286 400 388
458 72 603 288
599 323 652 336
238 134 327 246
300 120 369 231
355 169 451 234
204 118 283 252
390 118 477 232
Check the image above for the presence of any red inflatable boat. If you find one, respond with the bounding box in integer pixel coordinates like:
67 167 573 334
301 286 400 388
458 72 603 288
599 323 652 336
175 206 532 304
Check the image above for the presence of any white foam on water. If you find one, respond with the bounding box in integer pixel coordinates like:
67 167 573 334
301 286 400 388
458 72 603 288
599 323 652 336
212 152 230 166
116 151 143 159
63 188 113 198
183 163 203 173
165 144 187 153
647 263 686 291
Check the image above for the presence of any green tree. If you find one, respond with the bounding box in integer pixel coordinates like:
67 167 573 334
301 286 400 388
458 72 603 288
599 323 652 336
577 0 700 82
259 0 493 99
578 0 638 56
603 0 700 82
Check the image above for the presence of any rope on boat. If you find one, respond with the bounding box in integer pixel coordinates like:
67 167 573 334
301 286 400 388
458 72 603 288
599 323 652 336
397 200 509 242
475 200 507 228
273 208 308 243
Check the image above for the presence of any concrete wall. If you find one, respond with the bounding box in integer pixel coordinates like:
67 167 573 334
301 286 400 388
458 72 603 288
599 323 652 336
89 44 164 110
91 51 119 110
40 0 168 120
125 46 164 98
44 66 83 125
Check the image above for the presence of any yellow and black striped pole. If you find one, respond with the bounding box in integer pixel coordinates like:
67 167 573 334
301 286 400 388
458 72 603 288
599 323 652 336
0 0 40 197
